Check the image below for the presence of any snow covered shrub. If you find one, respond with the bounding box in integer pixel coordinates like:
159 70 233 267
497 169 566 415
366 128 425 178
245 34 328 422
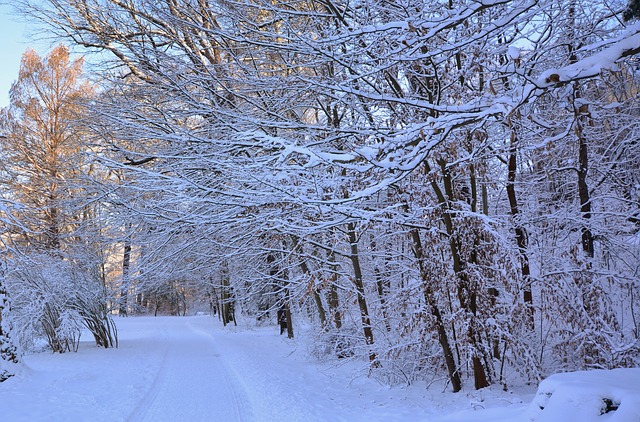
540 272 627 372
532 229 640 375
6 252 117 352
374 311 447 387
308 327 359 362
0 279 20 381
73 292 117 348
42 302 80 353
8 258 79 353
64 255 118 348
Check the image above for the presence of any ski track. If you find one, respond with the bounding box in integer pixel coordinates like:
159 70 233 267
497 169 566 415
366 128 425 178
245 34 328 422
188 322 254 421
0 316 543 421
126 318 254 422
126 326 171 422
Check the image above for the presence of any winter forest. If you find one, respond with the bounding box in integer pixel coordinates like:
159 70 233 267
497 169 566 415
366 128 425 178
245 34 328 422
1 0 640 404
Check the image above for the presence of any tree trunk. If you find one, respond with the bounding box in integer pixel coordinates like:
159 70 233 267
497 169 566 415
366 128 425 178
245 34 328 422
576 108 594 259
408 226 462 392
346 222 376 365
291 236 327 327
506 126 534 327
433 159 490 389
220 266 235 326
567 6 595 261
371 235 392 333
119 234 132 317
284 287 294 339
327 236 342 330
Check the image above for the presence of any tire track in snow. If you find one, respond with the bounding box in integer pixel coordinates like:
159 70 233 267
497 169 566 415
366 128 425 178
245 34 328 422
126 318 254 422
126 346 171 422
126 323 171 422
187 321 255 421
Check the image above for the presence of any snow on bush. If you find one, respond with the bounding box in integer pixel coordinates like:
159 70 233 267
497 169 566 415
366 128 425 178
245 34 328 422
6 252 117 353
0 278 20 381
527 368 640 421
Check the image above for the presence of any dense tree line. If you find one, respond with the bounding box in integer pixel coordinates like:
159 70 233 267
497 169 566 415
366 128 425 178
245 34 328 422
0 0 639 390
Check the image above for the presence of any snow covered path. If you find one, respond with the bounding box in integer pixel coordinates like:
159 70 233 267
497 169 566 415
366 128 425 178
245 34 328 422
126 318 254 421
0 316 533 421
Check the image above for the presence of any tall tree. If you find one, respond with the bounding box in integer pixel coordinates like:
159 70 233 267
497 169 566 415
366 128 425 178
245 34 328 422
1 45 92 250
1 45 117 352
22 0 640 388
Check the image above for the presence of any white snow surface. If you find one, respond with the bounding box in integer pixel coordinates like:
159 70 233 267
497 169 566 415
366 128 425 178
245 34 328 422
526 369 640 422
0 316 637 421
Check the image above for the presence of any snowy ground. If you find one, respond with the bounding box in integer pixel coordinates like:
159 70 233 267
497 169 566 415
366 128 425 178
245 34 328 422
0 315 634 421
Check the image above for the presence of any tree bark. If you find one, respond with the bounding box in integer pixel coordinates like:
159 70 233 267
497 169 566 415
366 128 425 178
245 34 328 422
576 111 594 259
506 126 534 327
567 5 595 261
291 236 327 327
346 222 376 364
220 265 235 326
371 235 392 333
327 231 343 330
119 234 132 317
284 286 294 339
433 159 490 389
408 225 462 392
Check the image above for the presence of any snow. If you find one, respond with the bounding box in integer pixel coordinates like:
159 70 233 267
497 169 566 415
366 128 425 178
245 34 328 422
536 23 640 87
1 316 638 421
526 369 640 422
508 46 521 60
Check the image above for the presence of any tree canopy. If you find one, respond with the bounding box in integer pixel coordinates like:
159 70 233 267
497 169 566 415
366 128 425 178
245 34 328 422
1 0 639 390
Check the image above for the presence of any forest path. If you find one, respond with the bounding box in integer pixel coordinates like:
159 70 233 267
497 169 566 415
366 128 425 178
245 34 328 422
126 317 254 422
0 316 486 421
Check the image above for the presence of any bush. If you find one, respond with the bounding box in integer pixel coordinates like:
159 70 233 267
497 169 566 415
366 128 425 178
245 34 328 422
7 252 117 353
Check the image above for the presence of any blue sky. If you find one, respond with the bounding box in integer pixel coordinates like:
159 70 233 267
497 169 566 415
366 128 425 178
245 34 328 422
0 3 50 108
